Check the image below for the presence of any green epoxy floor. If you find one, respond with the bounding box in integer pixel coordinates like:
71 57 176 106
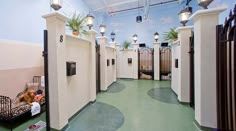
70 79 199 131
0 79 199 131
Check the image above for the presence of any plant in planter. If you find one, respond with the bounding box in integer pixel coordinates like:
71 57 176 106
163 27 178 43
66 13 87 36
123 40 131 49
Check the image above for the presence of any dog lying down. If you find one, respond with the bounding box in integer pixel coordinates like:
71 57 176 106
19 89 37 106
140 72 152 79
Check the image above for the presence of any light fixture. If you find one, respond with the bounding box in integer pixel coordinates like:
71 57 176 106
197 0 214 9
133 34 138 43
136 16 142 23
136 0 142 23
50 0 62 11
111 31 116 42
178 7 192 26
154 32 159 42
99 24 106 36
86 12 95 30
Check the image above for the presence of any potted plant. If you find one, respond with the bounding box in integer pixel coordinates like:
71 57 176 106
66 13 87 36
123 40 131 49
163 27 178 43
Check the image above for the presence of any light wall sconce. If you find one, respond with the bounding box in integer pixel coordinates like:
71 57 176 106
86 12 95 30
197 0 214 9
154 32 159 42
50 0 62 11
133 34 138 43
178 7 192 26
99 24 106 36
111 31 116 42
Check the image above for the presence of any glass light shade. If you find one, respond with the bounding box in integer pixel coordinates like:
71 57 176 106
178 7 192 26
133 34 138 43
111 32 116 42
197 0 214 9
51 0 62 11
86 13 95 30
154 32 159 42
99 24 106 36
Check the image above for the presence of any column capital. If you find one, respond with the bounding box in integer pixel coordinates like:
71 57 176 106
42 11 69 21
97 36 108 40
189 6 227 21
176 26 193 33
153 42 160 45
87 29 98 35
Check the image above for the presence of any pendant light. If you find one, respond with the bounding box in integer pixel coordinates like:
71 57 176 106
136 0 142 23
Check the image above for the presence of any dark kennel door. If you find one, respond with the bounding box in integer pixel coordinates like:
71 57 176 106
138 47 154 79
160 47 171 80
189 35 195 109
43 30 50 131
216 6 236 131
96 40 101 93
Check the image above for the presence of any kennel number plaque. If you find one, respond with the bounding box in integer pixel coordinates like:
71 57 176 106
60 35 63 43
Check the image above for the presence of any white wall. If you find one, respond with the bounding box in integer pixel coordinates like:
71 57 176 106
171 41 180 95
189 7 227 128
97 37 117 91
0 39 44 98
174 26 193 103
117 49 136 79
106 46 116 87
66 35 92 118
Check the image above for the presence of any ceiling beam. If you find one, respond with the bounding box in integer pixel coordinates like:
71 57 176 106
94 0 139 11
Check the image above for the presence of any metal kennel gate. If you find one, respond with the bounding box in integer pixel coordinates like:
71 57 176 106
138 47 154 80
189 35 195 109
216 5 236 131
96 41 101 93
160 47 171 80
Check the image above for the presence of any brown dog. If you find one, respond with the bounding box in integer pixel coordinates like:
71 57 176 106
19 89 36 106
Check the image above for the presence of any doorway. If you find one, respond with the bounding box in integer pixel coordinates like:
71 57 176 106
138 47 154 80
160 47 171 80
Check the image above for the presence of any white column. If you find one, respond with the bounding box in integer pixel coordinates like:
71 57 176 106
189 7 227 128
42 12 68 130
88 30 97 101
132 43 139 79
97 36 108 91
115 43 121 78
176 26 193 103
109 41 116 48
153 42 160 80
